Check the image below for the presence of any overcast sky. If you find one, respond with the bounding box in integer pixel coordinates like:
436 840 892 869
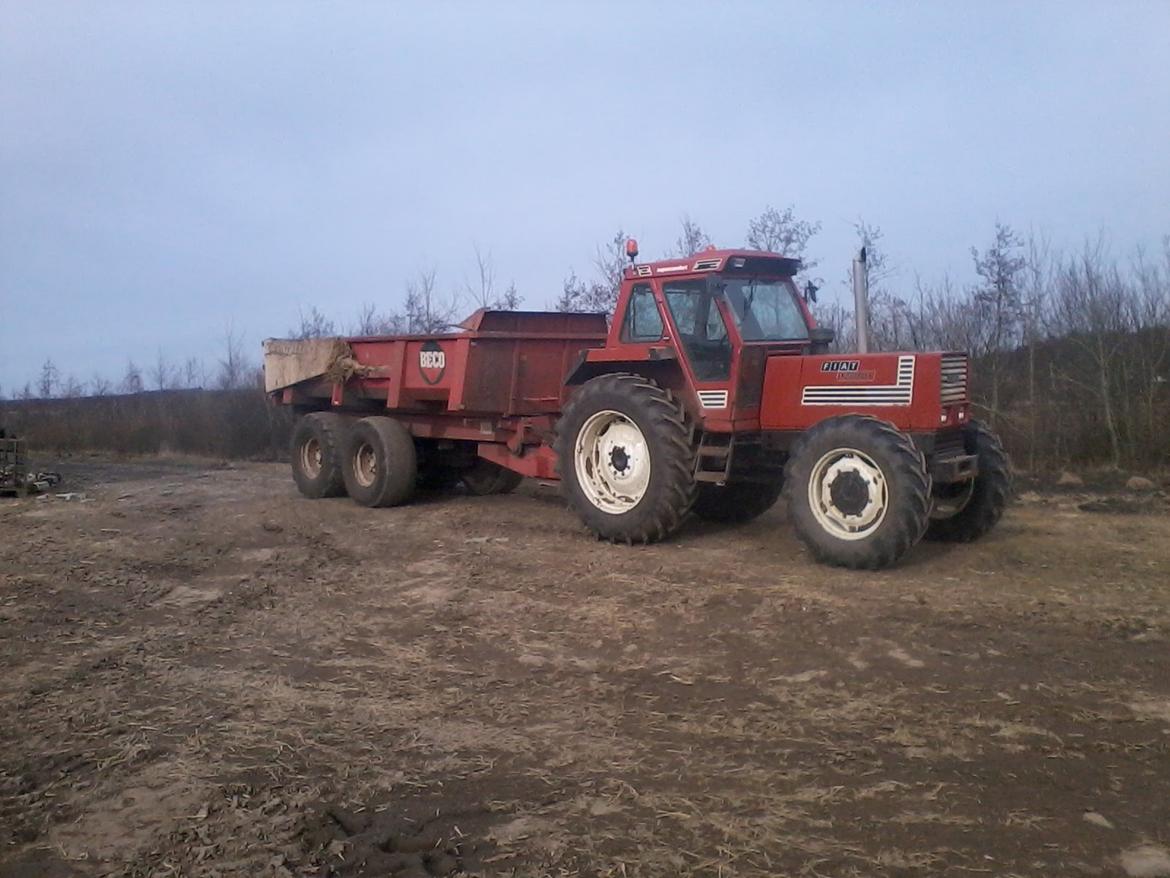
2 1 1168 393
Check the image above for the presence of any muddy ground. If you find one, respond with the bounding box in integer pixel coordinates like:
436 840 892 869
1 457 1169 877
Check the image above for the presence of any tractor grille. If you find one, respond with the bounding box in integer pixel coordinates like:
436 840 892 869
940 354 969 404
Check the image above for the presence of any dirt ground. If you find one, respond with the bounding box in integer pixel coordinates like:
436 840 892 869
1 457 1169 878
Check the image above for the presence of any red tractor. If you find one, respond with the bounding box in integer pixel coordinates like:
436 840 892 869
265 243 1009 569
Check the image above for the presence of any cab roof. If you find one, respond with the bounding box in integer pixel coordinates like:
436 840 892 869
623 248 802 281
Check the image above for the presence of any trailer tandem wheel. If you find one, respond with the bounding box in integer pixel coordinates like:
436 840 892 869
784 415 931 570
342 417 418 508
554 373 697 544
290 412 349 499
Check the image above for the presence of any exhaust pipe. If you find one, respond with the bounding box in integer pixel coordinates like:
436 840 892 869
852 247 871 354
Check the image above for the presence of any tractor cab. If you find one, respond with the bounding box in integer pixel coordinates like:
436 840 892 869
593 243 823 429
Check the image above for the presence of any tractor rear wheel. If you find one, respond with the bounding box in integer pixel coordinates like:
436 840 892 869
784 415 931 570
290 412 348 499
554 373 696 544
925 420 1011 542
691 477 784 524
342 416 417 508
462 459 523 495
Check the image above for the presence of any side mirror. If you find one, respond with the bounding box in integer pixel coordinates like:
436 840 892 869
809 326 835 354
803 280 819 303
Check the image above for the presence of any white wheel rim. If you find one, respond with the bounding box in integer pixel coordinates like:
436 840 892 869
353 442 378 488
807 447 888 540
300 437 323 478
574 410 651 515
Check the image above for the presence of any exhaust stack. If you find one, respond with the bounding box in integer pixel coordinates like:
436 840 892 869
852 247 871 353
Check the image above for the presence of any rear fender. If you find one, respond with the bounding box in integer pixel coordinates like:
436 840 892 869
562 355 694 419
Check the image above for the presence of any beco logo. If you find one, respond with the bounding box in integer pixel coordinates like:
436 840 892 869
418 341 446 385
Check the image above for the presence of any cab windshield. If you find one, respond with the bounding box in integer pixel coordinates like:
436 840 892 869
721 277 809 341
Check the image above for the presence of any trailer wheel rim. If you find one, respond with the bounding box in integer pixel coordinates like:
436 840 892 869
808 447 888 541
574 410 651 515
353 441 378 488
299 437 323 479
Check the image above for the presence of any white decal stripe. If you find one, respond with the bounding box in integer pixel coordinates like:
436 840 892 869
697 390 729 409
802 355 916 407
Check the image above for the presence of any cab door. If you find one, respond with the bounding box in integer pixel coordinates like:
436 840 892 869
657 278 741 416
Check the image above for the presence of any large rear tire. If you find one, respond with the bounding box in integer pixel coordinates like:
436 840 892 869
691 478 784 524
554 374 696 544
461 459 523 496
784 415 931 570
290 412 348 499
925 420 1011 542
342 417 418 508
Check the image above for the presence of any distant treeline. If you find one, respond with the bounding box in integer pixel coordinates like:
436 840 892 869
0 389 292 460
3 213 1167 470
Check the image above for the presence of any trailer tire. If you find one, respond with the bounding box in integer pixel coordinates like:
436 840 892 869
925 420 1011 543
342 417 417 508
692 478 785 524
555 373 696 544
290 412 348 499
784 415 930 570
462 459 523 496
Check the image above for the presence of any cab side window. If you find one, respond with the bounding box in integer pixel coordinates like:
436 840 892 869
621 284 663 342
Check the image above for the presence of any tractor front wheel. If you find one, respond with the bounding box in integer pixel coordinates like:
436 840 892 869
554 373 696 544
925 420 1011 542
784 415 931 570
342 416 418 508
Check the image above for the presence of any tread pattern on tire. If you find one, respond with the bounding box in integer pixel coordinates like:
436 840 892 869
784 415 931 570
554 373 697 544
290 412 348 499
342 416 418 508
925 420 1011 543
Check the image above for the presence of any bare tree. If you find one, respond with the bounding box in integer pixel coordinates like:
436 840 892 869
465 244 496 308
181 357 205 389
121 360 144 394
557 229 629 314
746 205 821 269
971 223 1026 421
289 306 337 339
1128 238 1170 458
354 302 406 335
1019 233 1053 470
464 245 523 311
150 349 174 391
498 281 522 310
404 269 459 333
215 325 251 390
674 215 711 257
60 374 84 398
38 359 59 398
90 374 113 396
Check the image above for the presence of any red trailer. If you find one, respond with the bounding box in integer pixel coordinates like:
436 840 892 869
265 243 1009 569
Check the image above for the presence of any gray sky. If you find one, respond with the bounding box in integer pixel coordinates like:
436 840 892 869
2 1 1168 393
